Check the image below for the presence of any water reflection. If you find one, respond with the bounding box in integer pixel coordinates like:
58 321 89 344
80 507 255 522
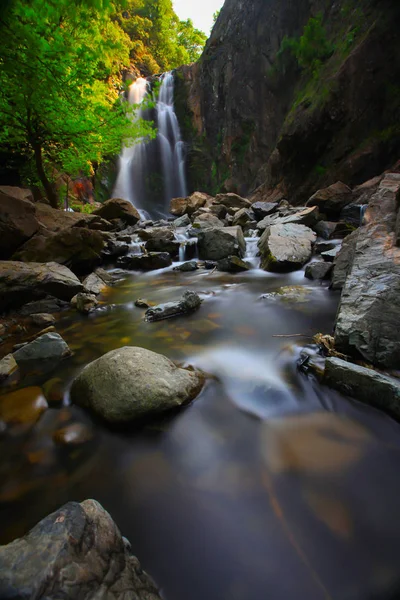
1 265 400 600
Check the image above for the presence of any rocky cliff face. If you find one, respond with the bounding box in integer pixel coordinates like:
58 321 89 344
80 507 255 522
176 0 400 203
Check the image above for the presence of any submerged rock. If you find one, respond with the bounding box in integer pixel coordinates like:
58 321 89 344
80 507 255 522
13 332 71 371
71 292 98 314
173 261 199 272
71 346 204 423
145 290 202 322
0 500 162 599
0 261 83 313
324 357 400 419
334 174 400 367
197 226 246 260
31 313 56 327
0 386 48 426
82 269 111 295
52 423 93 446
258 223 316 272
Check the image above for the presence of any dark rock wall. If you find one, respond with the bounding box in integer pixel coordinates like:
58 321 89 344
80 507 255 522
176 0 400 203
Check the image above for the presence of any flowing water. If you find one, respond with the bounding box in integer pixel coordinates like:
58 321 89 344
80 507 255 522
113 72 187 218
2 259 400 600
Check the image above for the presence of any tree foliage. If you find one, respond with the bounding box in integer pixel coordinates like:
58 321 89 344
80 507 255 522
0 0 155 206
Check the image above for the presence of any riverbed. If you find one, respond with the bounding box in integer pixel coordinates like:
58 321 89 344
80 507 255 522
1 261 400 600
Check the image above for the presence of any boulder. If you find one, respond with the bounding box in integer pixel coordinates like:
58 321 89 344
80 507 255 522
340 203 366 226
187 191 212 214
197 226 246 261
313 220 351 240
251 201 278 220
117 252 172 271
82 269 112 295
0 387 48 426
145 290 202 322
103 239 129 259
305 261 333 280
232 208 255 227
279 206 320 228
214 193 251 209
321 246 342 262
193 213 225 229
0 185 33 202
137 226 174 243
170 196 188 216
217 256 252 273
0 261 83 312
0 192 39 259
173 214 191 228
71 293 98 314
173 261 199 272
208 204 227 220
324 357 400 419
93 198 140 225
13 227 106 274
145 238 180 255
0 354 18 383
0 500 162 600
18 297 70 316
31 313 56 327
35 203 113 233
334 174 400 367
71 346 204 423
13 332 71 370
306 182 353 217
258 223 316 272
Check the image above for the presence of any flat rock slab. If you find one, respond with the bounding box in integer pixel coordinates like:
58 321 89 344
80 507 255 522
324 357 400 419
71 346 204 423
0 500 162 599
0 261 83 313
334 174 400 367
258 223 316 272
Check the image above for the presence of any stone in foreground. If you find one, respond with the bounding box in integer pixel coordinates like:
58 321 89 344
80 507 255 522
324 357 400 419
145 290 202 322
258 223 316 272
0 500 162 600
71 346 204 423
0 261 84 312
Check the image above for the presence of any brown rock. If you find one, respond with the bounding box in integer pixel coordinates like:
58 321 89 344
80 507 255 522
0 387 48 425
306 182 353 218
93 198 140 226
170 197 188 216
53 423 93 446
0 192 40 259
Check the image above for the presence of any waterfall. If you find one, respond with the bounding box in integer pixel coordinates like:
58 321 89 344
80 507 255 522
113 72 187 219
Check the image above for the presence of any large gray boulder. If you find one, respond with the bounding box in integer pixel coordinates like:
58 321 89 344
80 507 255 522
324 357 400 419
258 223 316 272
0 191 39 259
0 500 162 600
0 261 84 312
334 174 400 367
197 226 245 260
71 346 205 423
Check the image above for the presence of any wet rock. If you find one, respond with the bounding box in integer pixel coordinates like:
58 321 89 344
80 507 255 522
321 246 342 262
13 332 71 371
137 226 174 242
0 354 18 382
251 201 278 220
13 228 106 275
305 261 333 280
0 499 162 599
232 208 255 227
214 193 251 209
82 270 110 295
117 252 172 271
324 357 400 419
53 423 93 446
18 296 70 316
174 214 191 227
217 256 252 273
71 346 204 423
170 196 188 216
173 261 199 272
0 261 84 313
306 182 353 218
256 213 282 232
93 198 140 226
197 226 246 260
71 293 98 314
0 386 48 426
340 203 366 226
258 223 316 272
330 230 359 291
193 212 225 229
134 298 152 308
0 192 39 259
42 377 64 405
103 239 129 259
334 174 400 368
261 285 312 304
31 313 56 327
145 238 180 255
145 290 202 322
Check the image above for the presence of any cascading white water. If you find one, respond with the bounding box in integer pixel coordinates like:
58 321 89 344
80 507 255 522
113 78 149 217
157 72 188 207
113 72 188 219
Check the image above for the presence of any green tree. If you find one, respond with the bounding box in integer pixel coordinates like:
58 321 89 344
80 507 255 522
0 0 153 207
177 19 207 63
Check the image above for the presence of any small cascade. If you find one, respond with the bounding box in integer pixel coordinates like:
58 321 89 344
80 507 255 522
360 204 368 226
174 227 198 262
244 235 260 269
113 71 188 219
113 78 149 218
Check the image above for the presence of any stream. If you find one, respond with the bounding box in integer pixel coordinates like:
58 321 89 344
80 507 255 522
2 259 400 600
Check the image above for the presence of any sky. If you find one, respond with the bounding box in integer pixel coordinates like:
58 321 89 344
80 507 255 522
173 0 225 35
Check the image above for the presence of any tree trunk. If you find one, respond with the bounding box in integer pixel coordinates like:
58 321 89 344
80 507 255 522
33 143 59 209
